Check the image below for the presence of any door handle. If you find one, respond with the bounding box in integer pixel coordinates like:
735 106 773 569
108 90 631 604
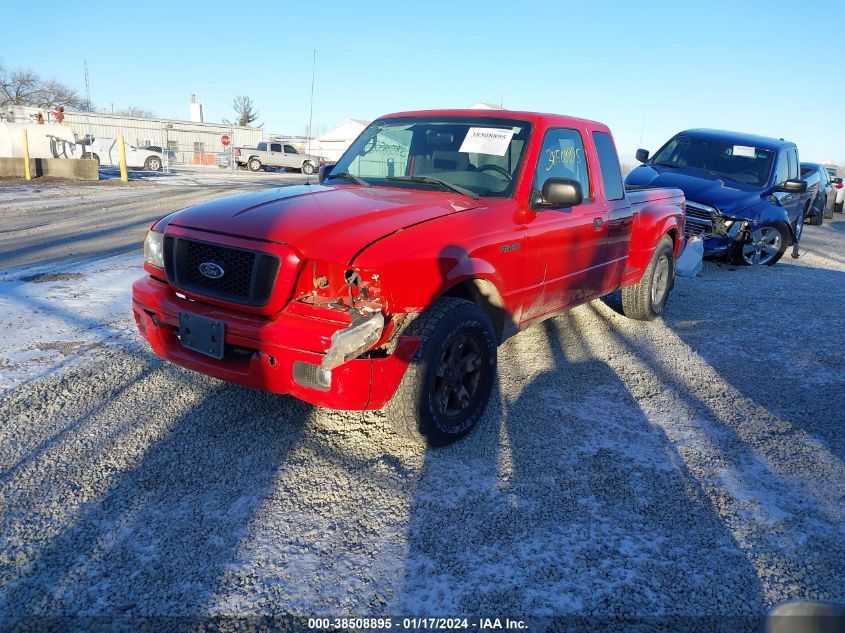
593 217 605 230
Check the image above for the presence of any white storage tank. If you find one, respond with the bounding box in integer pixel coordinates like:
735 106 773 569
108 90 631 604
0 122 80 159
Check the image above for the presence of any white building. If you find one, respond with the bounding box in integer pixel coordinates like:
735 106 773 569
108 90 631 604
0 102 262 165
306 119 370 161
470 102 505 110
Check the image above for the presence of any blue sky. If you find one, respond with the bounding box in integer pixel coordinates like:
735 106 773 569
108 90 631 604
4 0 844 162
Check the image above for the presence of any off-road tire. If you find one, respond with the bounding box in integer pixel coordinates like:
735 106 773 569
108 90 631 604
248 158 262 172
385 297 497 446
621 235 675 321
301 162 315 175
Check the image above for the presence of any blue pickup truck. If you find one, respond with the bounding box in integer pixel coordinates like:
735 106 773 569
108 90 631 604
626 129 808 266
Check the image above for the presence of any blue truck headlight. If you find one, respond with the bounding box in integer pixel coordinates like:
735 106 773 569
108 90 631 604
321 311 385 371
144 230 165 268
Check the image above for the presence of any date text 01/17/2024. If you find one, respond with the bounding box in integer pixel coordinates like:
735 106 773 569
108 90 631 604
307 617 528 630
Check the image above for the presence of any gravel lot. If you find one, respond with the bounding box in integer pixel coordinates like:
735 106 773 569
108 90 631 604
0 184 843 627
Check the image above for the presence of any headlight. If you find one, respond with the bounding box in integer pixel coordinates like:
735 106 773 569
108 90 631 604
321 311 385 370
144 230 165 268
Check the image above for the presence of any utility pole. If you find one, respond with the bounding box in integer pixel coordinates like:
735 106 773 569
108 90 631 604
307 49 316 158
84 59 91 112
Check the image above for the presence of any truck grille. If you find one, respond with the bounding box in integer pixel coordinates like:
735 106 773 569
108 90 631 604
164 237 280 306
685 202 716 237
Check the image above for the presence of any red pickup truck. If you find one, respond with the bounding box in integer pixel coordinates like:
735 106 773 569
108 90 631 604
133 110 685 445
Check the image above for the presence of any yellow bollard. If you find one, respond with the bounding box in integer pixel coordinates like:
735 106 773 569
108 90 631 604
117 135 128 183
22 129 32 181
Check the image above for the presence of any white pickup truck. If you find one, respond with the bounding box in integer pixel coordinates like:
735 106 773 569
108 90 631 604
234 141 321 174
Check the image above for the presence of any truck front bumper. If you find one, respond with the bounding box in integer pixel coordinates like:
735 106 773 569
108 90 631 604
131 276 417 410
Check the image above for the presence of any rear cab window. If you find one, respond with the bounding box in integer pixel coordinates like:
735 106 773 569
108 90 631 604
592 131 624 201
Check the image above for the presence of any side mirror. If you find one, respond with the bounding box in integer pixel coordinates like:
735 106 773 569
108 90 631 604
773 179 807 194
635 148 650 163
318 164 332 183
534 178 583 209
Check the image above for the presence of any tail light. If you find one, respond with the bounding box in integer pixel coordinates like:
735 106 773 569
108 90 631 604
236 148 241 156
835 182 843 190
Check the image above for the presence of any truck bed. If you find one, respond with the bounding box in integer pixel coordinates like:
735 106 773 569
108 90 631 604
625 184 685 208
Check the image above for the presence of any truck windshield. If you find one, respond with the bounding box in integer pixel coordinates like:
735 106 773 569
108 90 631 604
327 116 532 197
651 135 775 187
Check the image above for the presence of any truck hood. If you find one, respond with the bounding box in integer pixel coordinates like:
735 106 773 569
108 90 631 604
169 184 479 263
626 164 766 217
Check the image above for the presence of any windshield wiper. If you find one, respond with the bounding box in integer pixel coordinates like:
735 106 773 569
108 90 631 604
328 171 370 187
386 175 480 200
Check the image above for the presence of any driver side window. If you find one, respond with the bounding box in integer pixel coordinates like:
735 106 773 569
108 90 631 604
774 152 789 186
533 128 590 200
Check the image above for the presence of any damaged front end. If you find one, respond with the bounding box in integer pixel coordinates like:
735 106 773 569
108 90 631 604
684 201 750 256
289 260 399 391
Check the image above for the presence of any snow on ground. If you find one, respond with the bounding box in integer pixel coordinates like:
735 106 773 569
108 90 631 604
0 196 843 626
0 253 142 391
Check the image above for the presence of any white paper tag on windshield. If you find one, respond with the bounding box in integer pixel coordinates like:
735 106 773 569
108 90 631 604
459 127 515 156
733 145 756 158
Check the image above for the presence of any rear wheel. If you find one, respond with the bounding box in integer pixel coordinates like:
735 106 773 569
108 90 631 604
823 199 835 220
144 156 162 171
82 152 100 166
248 158 262 172
807 200 823 226
835 201 843 213
301 161 315 175
621 235 674 321
385 297 497 446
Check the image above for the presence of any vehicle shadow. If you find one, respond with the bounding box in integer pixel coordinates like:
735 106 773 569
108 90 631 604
395 313 766 619
656 261 845 463
0 362 314 624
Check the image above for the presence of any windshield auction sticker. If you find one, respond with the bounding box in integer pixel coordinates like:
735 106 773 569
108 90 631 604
733 145 756 158
459 127 515 156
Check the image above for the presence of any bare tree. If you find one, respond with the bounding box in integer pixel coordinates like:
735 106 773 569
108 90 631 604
0 63 85 109
114 106 157 118
233 95 259 127
0 66 40 106
34 79 85 109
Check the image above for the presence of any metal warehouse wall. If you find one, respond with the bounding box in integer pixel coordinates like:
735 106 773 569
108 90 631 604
7 107 264 154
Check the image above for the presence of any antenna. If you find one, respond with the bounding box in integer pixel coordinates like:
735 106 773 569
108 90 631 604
307 49 316 158
84 59 91 112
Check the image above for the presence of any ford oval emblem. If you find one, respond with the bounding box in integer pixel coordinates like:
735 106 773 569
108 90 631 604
199 262 225 279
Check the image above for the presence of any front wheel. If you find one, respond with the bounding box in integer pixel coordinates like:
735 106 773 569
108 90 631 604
734 224 787 266
301 162 315 175
385 297 497 446
621 235 675 321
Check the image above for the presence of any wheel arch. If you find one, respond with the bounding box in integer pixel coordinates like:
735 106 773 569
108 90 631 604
441 277 511 343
